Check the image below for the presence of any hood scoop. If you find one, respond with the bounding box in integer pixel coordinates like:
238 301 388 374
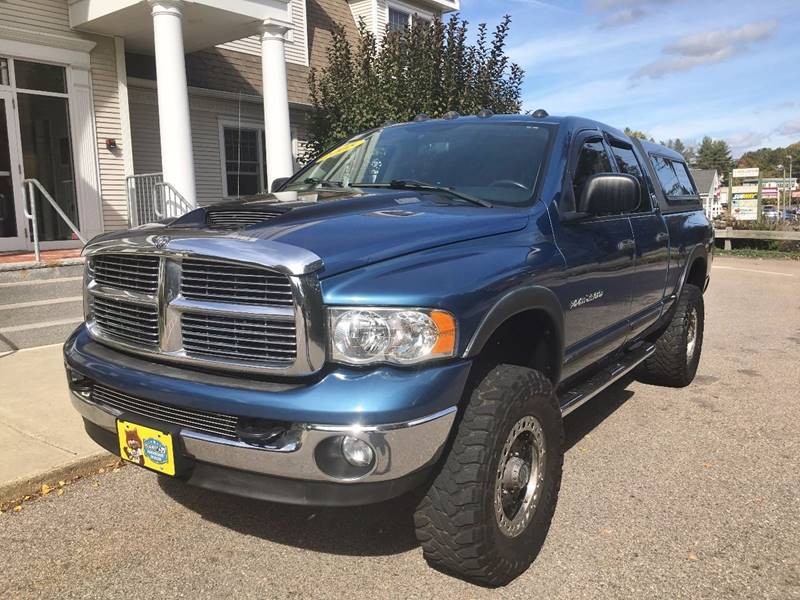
206 207 285 229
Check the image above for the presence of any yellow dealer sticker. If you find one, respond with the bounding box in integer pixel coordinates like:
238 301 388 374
319 139 366 162
117 420 176 476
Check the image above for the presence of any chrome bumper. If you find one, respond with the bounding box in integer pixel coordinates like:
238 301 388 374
71 391 456 484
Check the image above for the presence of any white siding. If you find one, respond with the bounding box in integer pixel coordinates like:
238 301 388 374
217 0 308 66
89 35 128 230
0 0 72 35
129 84 309 207
349 0 377 36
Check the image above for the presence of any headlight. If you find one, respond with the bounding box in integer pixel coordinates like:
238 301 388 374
329 308 457 365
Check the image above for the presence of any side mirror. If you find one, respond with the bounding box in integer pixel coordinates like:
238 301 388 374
271 177 290 192
578 173 640 215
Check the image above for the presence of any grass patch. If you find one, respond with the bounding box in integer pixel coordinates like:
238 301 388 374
716 248 800 260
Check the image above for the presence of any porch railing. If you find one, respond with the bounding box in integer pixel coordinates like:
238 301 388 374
23 178 87 264
126 173 194 226
153 181 194 220
126 172 163 227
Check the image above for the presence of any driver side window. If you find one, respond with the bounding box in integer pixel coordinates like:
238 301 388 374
573 139 612 209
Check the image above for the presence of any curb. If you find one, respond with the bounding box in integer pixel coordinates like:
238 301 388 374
0 450 121 507
0 257 85 272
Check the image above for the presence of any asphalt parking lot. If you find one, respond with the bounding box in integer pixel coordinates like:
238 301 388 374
2 256 799 599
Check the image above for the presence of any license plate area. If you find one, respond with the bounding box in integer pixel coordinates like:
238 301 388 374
117 420 176 476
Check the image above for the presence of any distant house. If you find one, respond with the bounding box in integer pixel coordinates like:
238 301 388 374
691 168 722 219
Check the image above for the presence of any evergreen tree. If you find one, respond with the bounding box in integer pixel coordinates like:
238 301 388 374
695 136 734 174
624 127 652 141
305 15 524 159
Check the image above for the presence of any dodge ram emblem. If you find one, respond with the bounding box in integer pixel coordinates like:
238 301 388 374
153 235 170 249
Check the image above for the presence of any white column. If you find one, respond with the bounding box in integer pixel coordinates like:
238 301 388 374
149 0 196 207
260 19 295 191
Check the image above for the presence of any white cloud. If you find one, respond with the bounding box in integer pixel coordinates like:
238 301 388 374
598 7 646 28
590 0 685 29
778 119 800 136
632 20 778 79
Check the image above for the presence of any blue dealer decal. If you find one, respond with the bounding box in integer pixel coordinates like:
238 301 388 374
143 437 168 464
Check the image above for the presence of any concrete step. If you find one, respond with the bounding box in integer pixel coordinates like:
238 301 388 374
0 318 82 353
0 277 83 305
0 262 84 284
0 297 83 328
0 262 86 352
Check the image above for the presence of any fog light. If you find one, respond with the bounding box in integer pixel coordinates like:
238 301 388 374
341 436 374 467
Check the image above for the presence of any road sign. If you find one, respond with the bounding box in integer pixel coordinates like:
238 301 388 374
733 167 759 178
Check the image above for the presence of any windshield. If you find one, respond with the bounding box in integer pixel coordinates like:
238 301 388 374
286 120 554 206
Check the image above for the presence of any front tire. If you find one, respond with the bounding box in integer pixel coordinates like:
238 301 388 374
636 283 704 387
413 365 563 587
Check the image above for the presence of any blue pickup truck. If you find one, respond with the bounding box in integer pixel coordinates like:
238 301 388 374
65 113 712 586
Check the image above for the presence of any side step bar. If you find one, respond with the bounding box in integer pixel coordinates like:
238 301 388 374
559 343 655 416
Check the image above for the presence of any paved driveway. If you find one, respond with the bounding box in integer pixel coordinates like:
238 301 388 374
2 257 799 599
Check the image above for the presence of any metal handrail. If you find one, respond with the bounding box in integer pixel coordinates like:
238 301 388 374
126 172 163 227
154 181 193 220
23 178 86 263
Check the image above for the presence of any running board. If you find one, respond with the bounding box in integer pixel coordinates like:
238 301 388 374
559 344 655 416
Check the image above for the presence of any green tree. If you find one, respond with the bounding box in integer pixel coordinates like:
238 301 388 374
661 138 696 165
695 136 734 175
624 127 653 141
305 15 524 159
737 141 800 178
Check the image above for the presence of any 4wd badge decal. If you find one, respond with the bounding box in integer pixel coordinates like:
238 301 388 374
569 290 604 310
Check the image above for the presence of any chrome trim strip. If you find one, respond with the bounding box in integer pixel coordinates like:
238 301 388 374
72 390 457 484
169 297 295 320
88 280 157 306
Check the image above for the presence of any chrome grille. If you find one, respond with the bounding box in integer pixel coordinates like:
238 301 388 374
91 254 159 293
93 296 159 346
206 209 283 228
181 259 294 307
92 384 239 439
182 313 297 363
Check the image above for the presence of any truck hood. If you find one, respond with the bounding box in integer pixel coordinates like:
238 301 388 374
155 188 530 277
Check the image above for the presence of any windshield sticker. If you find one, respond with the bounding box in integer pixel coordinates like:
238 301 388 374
319 139 366 162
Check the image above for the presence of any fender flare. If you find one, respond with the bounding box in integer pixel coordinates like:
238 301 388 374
463 285 565 380
674 243 708 299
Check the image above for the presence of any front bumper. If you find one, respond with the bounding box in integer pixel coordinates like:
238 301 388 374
65 326 470 505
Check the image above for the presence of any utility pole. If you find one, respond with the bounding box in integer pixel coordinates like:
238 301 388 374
788 155 794 210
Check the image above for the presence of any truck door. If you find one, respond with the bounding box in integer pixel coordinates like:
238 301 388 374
606 136 670 338
551 132 636 379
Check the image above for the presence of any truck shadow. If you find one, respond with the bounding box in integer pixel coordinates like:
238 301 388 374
158 378 637 557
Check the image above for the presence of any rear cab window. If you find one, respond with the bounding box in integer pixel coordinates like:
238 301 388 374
650 154 701 209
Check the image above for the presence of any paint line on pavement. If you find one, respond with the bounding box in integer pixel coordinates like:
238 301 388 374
712 265 795 277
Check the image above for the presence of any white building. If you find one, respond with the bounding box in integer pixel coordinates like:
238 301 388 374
0 0 458 254
690 168 722 219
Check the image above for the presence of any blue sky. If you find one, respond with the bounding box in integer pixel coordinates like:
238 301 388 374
459 0 800 156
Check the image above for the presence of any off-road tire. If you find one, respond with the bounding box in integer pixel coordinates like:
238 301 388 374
413 365 563 587
636 283 704 387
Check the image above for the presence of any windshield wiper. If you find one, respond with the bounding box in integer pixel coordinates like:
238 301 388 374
301 178 346 189
357 180 493 208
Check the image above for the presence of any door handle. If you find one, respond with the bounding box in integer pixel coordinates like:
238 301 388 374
617 239 635 252
655 232 669 243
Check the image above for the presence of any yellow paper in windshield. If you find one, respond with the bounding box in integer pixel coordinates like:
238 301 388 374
319 139 366 162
